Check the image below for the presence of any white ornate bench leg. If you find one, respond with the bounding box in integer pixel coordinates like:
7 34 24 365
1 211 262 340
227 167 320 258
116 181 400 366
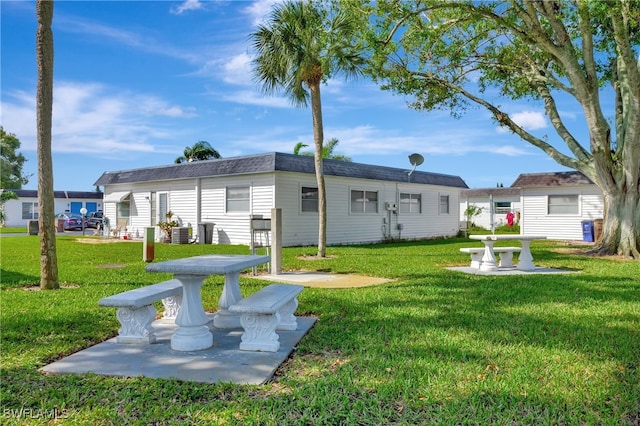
238 312 281 352
276 298 299 331
161 294 182 320
470 252 483 269
498 251 514 268
115 305 157 344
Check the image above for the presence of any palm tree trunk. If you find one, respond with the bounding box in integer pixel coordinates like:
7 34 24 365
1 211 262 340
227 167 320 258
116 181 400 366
310 82 327 257
36 0 59 290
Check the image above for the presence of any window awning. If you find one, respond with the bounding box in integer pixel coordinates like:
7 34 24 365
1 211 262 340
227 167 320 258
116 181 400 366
104 191 131 203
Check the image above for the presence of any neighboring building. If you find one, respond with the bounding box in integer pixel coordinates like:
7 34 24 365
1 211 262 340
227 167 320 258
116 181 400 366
514 171 603 240
460 187 521 230
1 189 104 228
94 152 468 246
460 171 604 240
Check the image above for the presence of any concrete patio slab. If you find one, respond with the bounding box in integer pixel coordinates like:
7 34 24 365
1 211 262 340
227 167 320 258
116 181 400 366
446 266 578 275
40 315 316 385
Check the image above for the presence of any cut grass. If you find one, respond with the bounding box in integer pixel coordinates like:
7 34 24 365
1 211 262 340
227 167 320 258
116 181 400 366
1 235 638 425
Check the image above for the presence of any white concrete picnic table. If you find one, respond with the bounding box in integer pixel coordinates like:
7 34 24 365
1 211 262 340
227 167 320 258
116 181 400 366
469 234 547 272
146 254 270 351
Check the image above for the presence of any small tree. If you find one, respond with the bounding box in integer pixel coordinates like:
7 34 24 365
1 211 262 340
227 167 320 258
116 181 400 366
0 127 30 189
464 204 483 230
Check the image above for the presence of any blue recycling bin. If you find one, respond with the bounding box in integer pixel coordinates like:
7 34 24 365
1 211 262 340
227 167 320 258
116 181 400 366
581 220 594 242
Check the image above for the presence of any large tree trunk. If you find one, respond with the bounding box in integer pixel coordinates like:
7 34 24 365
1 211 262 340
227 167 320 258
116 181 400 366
310 82 327 257
36 0 59 290
595 183 640 259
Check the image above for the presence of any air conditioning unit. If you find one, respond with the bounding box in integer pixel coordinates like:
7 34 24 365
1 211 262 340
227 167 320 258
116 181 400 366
171 227 189 244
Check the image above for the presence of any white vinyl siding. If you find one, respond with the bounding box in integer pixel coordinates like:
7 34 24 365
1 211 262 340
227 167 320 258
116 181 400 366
520 186 603 240
101 170 463 246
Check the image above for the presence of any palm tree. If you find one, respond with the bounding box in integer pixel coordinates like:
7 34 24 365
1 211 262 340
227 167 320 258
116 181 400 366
251 1 364 257
293 141 308 155
36 0 59 289
175 141 221 163
293 138 352 161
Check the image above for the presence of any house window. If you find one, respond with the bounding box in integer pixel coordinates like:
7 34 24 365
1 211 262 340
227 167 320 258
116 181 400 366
117 197 130 222
301 186 318 212
439 195 450 214
351 190 378 214
150 192 157 225
22 202 38 220
226 186 250 212
494 201 511 214
548 194 579 214
399 193 421 214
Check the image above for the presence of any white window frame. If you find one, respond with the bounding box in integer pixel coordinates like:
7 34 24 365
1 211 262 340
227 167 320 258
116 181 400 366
156 192 169 223
350 189 379 214
399 192 422 214
439 194 450 215
226 186 250 213
547 194 579 215
22 202 38 220
494 201 512 214
301 186 318 213
116 196 131 223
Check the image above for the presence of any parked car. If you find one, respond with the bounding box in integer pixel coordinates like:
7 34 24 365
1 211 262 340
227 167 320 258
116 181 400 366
55 213 85 230
86 211 104 229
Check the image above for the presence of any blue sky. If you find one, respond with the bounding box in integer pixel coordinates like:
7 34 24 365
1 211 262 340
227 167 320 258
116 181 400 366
2 0 587 191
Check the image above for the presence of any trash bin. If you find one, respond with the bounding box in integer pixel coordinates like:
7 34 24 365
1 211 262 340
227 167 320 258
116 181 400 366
56 219 65 232
27 220 39 235
198 222 214 244
594 218 603 242
581 220 594 242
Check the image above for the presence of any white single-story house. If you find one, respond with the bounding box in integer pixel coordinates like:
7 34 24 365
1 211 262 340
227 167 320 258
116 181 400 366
93 152 469 246
1 189 104 228
514 171 603 240
460 187 522 230
460 171 604 240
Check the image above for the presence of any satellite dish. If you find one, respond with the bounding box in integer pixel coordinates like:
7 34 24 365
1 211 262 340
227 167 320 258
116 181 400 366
409 153 424 167
407 153 424 181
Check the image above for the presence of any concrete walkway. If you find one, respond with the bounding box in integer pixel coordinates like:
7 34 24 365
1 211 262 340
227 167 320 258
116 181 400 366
40 315 316 385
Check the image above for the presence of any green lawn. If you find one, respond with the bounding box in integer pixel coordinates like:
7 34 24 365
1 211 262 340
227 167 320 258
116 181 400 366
1 235 638 425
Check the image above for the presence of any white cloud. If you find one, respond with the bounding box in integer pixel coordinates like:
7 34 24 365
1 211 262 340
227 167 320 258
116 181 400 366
171 0 204 15
221 89 292 108
242 0 282 26
497 110 547 133
222 53 254 85
1 81 196 155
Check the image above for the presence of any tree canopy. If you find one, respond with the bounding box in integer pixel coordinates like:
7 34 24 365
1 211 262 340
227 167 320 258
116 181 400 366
0 127 30 189
347 0 640 258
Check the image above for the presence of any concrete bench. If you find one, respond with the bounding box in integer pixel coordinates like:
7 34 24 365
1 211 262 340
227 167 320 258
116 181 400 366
229 284 303 352
98 279 183 344
460 247 522 268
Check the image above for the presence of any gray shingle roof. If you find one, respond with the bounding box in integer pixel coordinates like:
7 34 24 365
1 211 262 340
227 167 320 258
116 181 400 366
94 152 468 188
511 171 594 187
7 189 103 199
461 187 521 198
